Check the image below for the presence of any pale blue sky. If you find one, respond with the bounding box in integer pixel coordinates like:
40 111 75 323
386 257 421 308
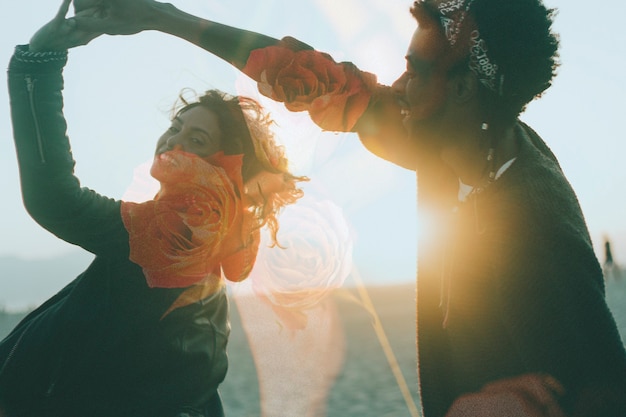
1 0 625 291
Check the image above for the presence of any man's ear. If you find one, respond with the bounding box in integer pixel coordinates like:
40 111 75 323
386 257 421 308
449 70 479 103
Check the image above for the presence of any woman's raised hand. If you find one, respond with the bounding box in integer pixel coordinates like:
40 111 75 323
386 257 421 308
29 0 104 52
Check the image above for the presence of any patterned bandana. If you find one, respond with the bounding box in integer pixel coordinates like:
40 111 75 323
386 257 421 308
431 0 503 94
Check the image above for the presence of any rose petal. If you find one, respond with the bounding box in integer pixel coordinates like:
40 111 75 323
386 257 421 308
243 45 378 131
121 150 255 289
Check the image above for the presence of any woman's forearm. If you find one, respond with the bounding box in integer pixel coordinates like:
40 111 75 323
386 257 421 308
148 2 280 69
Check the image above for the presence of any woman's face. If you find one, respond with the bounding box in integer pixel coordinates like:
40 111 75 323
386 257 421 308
155 105 223 158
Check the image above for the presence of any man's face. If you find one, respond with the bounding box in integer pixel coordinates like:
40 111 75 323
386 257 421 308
392 2 452 139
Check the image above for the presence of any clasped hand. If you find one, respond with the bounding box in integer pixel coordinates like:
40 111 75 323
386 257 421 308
73 0 159 35
30 0 159 52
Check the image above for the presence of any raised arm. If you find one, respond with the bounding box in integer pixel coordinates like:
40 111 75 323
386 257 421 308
77 0 419 169
9 0 129 256
74 0 283 68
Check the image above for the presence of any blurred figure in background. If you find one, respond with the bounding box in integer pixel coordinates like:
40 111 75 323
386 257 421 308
603 236 622 282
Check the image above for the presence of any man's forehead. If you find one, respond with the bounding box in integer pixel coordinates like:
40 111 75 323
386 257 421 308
411 0 442 28
418 0 473 16
412 0 452 27
418 0 445 12
414 0 441 14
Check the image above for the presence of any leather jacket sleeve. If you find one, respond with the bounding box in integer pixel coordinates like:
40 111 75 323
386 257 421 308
7 45 129 257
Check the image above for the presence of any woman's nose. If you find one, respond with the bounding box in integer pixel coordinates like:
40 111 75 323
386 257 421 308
166 135 183 150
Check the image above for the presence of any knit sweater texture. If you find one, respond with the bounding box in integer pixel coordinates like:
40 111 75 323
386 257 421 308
413 122 626 416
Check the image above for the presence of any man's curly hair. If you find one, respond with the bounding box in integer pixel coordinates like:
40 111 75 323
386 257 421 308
472 0 560 120
412 0 560 122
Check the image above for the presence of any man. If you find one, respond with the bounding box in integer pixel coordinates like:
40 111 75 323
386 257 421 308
77 0 626 415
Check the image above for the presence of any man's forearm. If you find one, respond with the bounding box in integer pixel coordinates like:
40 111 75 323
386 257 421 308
149 2 280 69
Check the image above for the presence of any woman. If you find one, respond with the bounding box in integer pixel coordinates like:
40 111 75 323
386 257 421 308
0 1 304 416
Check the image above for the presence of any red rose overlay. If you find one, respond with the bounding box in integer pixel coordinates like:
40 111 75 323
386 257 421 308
121 150 259 295
242 45 378 132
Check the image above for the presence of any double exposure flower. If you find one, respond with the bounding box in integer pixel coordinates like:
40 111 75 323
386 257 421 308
121 150 257 288
243 46 377 132
250 196 353 328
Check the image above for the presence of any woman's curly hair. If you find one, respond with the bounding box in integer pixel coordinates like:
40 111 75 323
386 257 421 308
172 89 308 245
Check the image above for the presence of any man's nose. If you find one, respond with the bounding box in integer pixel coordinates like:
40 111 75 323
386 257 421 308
391 72 408 95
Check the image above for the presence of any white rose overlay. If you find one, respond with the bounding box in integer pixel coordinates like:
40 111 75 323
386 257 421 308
250 196 353 325
232 194 353 417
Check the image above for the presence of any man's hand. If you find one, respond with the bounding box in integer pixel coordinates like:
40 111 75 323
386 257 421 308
29 0 102 52
73 0 102 12
445 374 567 417
72 0 164 36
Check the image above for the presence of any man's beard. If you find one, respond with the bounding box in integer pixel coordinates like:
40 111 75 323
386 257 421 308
405 113 446 156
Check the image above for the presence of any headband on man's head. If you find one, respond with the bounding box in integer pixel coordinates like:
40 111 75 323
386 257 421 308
414 0 504 95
